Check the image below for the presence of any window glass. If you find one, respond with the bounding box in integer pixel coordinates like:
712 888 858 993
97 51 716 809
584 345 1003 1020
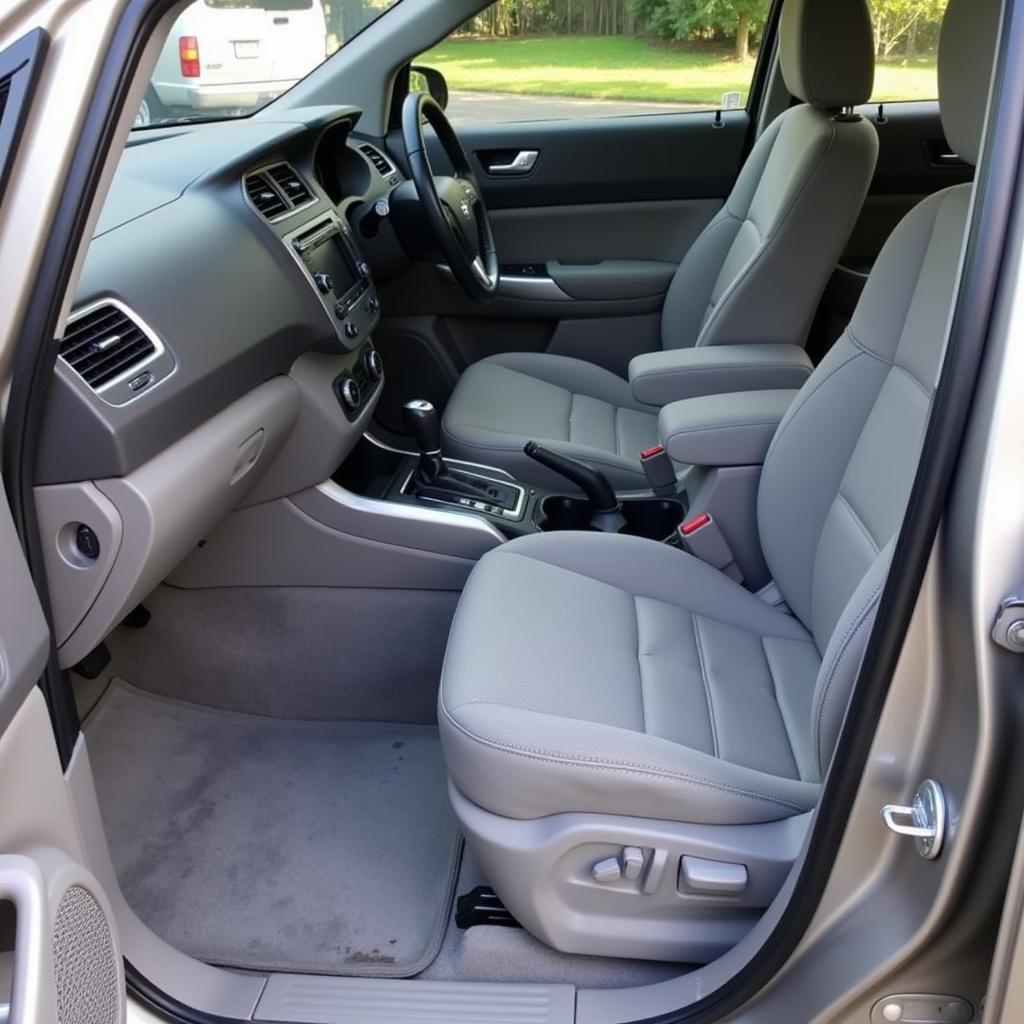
417 0 765 125
135 0 402 128
869 0 948 103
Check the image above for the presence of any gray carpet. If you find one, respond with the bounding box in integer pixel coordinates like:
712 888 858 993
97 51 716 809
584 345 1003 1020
104 585 459 723
85 681 461 977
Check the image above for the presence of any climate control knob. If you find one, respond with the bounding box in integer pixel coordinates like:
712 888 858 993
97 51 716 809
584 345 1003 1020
339 377 362 412
364 348 383 381
312 272 333 294
344 322 359 340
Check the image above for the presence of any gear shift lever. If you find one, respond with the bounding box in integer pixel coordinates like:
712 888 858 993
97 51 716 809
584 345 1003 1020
402 399 520 510
403 399 445 484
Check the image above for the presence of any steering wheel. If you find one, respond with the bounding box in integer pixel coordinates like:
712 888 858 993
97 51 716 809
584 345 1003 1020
401 92 499 301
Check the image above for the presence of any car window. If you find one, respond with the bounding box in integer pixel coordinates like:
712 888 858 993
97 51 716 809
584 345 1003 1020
416 0 766 126
868 0 949 103
135 0 402 128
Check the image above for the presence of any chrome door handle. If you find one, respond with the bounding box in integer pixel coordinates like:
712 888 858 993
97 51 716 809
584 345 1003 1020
486 150 539 174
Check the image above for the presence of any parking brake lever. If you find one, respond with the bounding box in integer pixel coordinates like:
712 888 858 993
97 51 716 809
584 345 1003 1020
524 442 627 533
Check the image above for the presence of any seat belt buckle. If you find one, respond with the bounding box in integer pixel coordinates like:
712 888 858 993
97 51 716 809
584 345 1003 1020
639 445 677 497
677 512 744 583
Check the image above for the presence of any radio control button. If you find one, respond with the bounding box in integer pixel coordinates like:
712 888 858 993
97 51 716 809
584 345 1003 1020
344 322 359 339
313 272 333 294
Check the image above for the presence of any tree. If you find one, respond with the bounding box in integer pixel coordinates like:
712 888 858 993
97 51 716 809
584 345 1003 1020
631 0 770 60
870 0 944 58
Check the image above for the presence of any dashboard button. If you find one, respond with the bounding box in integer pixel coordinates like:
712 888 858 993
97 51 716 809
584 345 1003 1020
344 322 359 339
313 272 333 294
339 377 361 411
367 296 380 314
364 349 383 381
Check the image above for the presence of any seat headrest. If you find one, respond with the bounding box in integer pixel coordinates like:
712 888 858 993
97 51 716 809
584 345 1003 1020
938 0 1003 167
779 0 874 109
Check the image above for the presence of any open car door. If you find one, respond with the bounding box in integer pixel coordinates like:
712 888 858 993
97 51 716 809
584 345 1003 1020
0 14 132 1024
0 476 127 1024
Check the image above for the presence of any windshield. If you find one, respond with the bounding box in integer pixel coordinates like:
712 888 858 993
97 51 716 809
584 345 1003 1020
134 0 401 128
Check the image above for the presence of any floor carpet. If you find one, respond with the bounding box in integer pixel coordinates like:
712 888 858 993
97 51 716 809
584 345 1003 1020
85 681 461 977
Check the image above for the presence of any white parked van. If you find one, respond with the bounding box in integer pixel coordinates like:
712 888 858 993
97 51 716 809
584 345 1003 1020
137 0 328 125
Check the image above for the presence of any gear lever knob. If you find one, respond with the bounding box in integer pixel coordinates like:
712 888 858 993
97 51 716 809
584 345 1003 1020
403 399 442 455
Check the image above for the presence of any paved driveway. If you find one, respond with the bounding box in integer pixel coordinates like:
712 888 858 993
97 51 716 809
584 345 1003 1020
445 90 703 124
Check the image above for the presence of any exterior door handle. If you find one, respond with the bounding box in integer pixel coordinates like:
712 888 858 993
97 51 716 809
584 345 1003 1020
485 150 539 175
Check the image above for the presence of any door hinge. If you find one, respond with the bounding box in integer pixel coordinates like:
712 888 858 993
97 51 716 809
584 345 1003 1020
881 779 946 860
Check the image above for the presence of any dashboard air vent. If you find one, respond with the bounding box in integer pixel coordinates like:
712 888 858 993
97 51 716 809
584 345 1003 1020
244 170 289 219
60 304 156 390
359 144 394 177
266 163 314 207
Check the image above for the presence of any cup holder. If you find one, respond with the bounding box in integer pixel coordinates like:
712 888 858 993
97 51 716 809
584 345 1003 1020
538 496 685 542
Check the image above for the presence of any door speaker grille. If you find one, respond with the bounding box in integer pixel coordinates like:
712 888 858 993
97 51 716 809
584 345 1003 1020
53 884 120 1024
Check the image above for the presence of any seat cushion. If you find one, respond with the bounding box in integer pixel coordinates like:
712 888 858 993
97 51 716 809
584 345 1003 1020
439 532 822 825
441 352 661 490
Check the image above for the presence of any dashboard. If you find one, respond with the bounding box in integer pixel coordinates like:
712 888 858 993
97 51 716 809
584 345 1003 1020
35 105 420 669
38 105 405 485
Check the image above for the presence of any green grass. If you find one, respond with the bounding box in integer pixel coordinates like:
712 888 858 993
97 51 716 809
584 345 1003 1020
419 35 938 106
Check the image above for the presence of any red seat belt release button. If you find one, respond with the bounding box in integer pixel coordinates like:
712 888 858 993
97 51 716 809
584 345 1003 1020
680 512 711 536
677 512 743 582
639 445 677 497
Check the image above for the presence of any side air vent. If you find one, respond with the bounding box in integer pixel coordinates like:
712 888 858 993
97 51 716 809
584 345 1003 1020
60 303 157 390
359 144 394 177
243 163 315 221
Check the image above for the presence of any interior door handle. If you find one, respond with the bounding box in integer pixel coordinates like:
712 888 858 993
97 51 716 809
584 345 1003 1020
485 150 539 175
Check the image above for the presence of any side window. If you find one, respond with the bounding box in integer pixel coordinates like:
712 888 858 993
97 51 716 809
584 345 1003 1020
415 0 766 125
868 0 949 103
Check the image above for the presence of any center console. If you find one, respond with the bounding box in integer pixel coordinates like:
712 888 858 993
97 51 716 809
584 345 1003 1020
286 212 381 353
336 400 689 545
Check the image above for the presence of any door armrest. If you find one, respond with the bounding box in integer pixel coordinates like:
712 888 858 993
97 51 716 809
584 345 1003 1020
629 344 812 406
658 390 798 466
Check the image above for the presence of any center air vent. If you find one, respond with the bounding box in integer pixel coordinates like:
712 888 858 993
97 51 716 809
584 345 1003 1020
60 303 158 390
244 163 315 221
358 144 394 177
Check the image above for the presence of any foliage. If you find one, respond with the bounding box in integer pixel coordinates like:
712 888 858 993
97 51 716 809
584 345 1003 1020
420 35 939 105
629 0 770 45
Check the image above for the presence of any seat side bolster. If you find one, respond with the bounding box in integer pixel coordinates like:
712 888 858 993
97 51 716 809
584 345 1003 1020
658 390 798 467
629 343 812 406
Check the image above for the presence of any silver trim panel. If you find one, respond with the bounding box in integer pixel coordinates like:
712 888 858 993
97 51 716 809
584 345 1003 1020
400 466 527 522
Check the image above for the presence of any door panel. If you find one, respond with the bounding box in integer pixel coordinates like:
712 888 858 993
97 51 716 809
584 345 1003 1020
375 111 747 427
0 483 127 1024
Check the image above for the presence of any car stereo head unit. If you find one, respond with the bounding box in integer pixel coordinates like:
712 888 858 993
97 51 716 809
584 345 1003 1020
288 215 380 350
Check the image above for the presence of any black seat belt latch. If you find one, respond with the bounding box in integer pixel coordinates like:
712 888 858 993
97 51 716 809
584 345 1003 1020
677 512 744 583
640 445 678 497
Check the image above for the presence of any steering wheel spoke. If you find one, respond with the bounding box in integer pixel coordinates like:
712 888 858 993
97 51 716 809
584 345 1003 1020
402 92 499 302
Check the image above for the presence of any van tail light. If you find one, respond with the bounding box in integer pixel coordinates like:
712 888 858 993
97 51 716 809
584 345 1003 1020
179 36 200 77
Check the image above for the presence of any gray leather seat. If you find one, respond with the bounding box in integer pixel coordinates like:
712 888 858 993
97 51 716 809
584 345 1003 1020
439 0 999 963
442 0 879 489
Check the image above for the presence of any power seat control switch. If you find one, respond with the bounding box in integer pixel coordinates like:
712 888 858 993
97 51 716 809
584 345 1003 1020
679 855 748 895
592 847 646 884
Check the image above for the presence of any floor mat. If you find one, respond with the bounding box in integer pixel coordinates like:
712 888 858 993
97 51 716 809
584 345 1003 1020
85 680 461 977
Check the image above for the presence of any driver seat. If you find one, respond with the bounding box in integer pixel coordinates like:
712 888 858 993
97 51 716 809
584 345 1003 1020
441 0 879 489
438 0 999 963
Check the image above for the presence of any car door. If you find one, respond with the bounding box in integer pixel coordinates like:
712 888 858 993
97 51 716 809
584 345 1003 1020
0 23 129 1024
367 0 771 434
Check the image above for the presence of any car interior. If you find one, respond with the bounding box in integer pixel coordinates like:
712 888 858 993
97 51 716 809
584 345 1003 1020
24 0 1005 1016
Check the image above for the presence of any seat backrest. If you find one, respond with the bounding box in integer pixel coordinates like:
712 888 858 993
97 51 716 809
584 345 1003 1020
756 0 1003 781
660 0 877 353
